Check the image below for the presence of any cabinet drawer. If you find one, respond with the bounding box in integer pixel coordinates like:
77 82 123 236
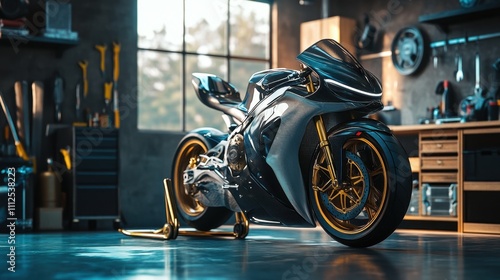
420 130 457 139
421 172 458 183
76 171 118 185
421 157 458 170
75 136 117 150
75 156 118 171
421 140 458 154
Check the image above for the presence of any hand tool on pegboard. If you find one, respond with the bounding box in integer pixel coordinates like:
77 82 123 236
75 83 81 120
95 44 107 79
14 80 31 155
72 82 86 127
60 146 71 171
32 81 44 173
112 42 121 128
100 82 113 128
104 82 112 109
0 90 29 161
78 60 89 98
53 74 64 123
3 125 15 156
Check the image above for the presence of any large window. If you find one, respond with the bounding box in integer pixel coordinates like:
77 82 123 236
137 0 271 131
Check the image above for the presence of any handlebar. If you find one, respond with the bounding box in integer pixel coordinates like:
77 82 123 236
262 67 313 91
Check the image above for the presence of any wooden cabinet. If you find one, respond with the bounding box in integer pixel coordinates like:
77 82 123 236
419 130 459 222
391 121 500 234
461 127 500 234
300 16 356 54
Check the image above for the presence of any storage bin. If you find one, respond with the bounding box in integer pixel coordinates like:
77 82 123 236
422 183 457 216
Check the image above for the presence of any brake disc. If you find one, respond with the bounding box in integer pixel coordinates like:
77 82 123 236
320 151 370 220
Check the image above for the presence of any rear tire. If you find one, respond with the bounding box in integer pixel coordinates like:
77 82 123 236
310 131 412 247
171 134 233 231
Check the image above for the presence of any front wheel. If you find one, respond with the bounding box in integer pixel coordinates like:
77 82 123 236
310 131 412 247
171 135 233 231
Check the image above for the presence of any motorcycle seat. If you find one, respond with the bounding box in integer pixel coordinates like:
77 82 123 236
192 73 247 121
192 73 242 104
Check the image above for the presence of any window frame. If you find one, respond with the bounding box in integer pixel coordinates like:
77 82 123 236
137 0 272 132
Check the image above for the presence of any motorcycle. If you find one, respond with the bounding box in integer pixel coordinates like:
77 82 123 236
171 39 412 247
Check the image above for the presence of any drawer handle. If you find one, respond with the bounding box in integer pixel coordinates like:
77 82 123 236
436 160 443 165
436 143 443 149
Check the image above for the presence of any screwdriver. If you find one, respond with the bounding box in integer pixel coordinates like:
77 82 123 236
113 42 121 129
104 82 113 109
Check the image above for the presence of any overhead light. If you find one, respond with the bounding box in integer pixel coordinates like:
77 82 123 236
299 0 314 5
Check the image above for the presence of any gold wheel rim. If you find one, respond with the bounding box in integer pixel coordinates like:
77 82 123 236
312 137 388 235
173 139 207 217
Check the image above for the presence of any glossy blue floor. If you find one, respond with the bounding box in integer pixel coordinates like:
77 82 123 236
1 226 500 279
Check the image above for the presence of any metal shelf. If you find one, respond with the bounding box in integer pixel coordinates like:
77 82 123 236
419 2 500 31
404 215 457 222
429 31 500 49
464 181 500 191
419 3 500 49
0 33 78 50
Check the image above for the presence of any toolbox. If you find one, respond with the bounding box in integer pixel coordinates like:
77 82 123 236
57 127 120 226
422 183 457 216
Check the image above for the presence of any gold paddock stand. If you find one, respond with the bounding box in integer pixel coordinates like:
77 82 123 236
119 178 249 240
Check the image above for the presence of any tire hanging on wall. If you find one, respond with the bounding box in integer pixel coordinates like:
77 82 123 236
391 26 428 76
0 0 29 20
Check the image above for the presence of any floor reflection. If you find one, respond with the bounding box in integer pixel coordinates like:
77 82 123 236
1 227 499 279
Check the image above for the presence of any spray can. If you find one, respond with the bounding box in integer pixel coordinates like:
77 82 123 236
40 159 61 208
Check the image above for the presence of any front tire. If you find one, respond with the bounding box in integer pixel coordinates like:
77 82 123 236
171 135 233 231
310 131 412 247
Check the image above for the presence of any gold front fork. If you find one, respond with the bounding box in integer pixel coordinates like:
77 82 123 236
313 115 338 187
301 64 338 186
302 64 315 93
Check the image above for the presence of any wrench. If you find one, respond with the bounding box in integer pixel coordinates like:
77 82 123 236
78 60 89 97
474 52 483 96
455 54 463 82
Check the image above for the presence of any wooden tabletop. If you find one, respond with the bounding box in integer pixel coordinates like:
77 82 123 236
389 120 500 133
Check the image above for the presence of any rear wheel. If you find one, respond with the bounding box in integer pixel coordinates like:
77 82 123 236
310 131 412 247
172 135 233 231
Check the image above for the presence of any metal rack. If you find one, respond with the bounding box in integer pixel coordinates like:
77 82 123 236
418 2 500 49
429 31 500 49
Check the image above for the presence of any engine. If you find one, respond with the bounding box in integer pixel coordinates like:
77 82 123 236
227 133 246 174
182 144 242 212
